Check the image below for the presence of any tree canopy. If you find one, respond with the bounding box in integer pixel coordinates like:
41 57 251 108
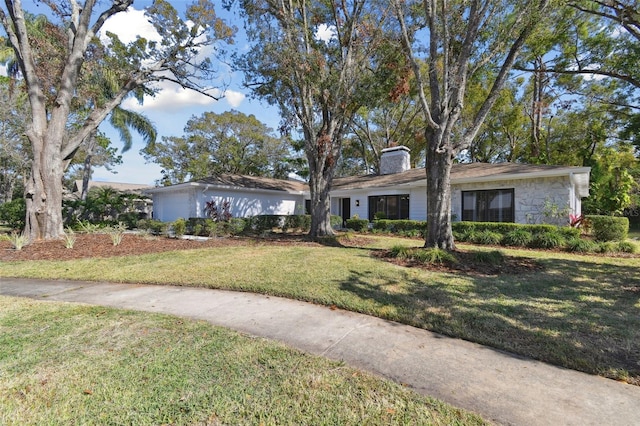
142 110 294 184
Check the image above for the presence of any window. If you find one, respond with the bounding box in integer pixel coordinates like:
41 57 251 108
462 189 514 222
368 195 410 220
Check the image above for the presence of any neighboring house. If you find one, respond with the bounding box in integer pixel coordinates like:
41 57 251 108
145 175 308 222
146 146 591 226
70 180 154 220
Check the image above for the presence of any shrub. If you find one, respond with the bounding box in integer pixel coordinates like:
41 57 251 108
473 250 505 265
284 215 311 232
616 240 638 254
471 230 502 245
106 222 127 246
390 245 412 259
564 238 597 253
227 217 247 235
345 217 369 232
172 218 186 237
586 215 629 242
596 241 617 254
330 215 343 229
0 198 26 230
389 245 458 265
415 248 458 265
4 231 27 250
502 229 533 247
62 227 77 249
530 231 565 249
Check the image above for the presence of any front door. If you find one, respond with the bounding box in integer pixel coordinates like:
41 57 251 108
341 198 351 228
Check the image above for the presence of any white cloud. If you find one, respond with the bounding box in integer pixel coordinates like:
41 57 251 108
99 7 160 44
315 24 337 43
225 90 245 107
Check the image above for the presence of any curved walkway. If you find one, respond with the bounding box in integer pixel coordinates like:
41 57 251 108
2 278 639 426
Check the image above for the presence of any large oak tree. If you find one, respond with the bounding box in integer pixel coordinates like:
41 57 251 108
393 0 550 249
237 0 398 237
0 0 233 240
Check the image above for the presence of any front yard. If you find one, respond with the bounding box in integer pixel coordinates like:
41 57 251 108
2 232 638 386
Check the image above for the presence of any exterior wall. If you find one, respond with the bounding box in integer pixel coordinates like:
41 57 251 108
330 186 427 221
152 189 193 222
451 176 574 224
333 176 579 225
152 187 305 222
196 188 305 220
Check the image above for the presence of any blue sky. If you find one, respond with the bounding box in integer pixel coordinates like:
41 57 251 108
84 1 280 185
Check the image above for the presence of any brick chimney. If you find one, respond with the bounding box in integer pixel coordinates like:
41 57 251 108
380 146 411 175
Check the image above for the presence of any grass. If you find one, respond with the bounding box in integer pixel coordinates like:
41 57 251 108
0 296 483 425
1 234 639 385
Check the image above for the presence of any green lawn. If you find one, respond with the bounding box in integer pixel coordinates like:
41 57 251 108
2 234 639 385
0 296 483 425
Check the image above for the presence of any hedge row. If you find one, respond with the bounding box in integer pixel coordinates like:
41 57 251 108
139 215 343 237
585 215 628 242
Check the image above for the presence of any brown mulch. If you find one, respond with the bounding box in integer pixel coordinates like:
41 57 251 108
374 248 543 276
2 233 541 275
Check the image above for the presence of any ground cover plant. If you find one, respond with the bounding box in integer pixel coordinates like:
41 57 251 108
1 233 639 386
0 296 483 425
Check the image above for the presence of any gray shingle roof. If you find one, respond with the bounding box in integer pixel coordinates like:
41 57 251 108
194 175 308 193
332 163 589 191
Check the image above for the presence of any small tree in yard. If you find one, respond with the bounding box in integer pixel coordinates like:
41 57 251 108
0 0 233 241
392 0 550 249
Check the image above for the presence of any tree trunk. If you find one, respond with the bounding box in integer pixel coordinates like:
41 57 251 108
24 137 65 240
424 128 455 250
308 171 334 237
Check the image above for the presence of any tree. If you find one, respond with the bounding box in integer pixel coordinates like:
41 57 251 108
0 0 233 241
0 76 30 204
237 0 398 237
393 0 550 249
142 110 294 184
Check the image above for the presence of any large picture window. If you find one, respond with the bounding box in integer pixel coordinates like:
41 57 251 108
462 189 514 222
368 194 410 220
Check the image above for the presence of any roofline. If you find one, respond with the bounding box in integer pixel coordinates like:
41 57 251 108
144 181 307 196
330 166 591 193
451 166 591 185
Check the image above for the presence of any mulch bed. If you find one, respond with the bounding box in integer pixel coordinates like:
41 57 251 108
374 248 544 276
1 232 540 275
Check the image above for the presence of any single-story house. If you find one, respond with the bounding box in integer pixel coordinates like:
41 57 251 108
145 146 590 226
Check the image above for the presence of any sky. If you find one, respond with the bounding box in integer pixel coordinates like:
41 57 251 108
88 1 282 185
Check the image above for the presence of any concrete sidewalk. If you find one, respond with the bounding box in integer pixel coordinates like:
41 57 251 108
1 278 638 426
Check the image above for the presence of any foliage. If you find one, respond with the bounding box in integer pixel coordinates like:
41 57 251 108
283 215 311 232
586 215 629 242
204 200 232 222
473 250 505 265
105 223 127 246
238 0 398 237
64 187 147 228
471 230 503 246
142 111 294 184
530 231 565 249
172 218 187 238
502 229 534 247
0 1 234 240
345 217 369 232
62 227 76 249
4 230 27 250
616 240 638 254
564 237 598 253
390 245 458 265
0 197 25 230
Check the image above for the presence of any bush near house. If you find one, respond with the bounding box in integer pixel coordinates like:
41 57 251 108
586 215 629 242
0 198 26 231
345 217 369 232
372 219 427 236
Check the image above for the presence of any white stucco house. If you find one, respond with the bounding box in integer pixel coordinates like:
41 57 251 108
145 146 591 226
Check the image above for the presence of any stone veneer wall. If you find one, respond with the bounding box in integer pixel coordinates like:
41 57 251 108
451 175 575 225
380 149 411 175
